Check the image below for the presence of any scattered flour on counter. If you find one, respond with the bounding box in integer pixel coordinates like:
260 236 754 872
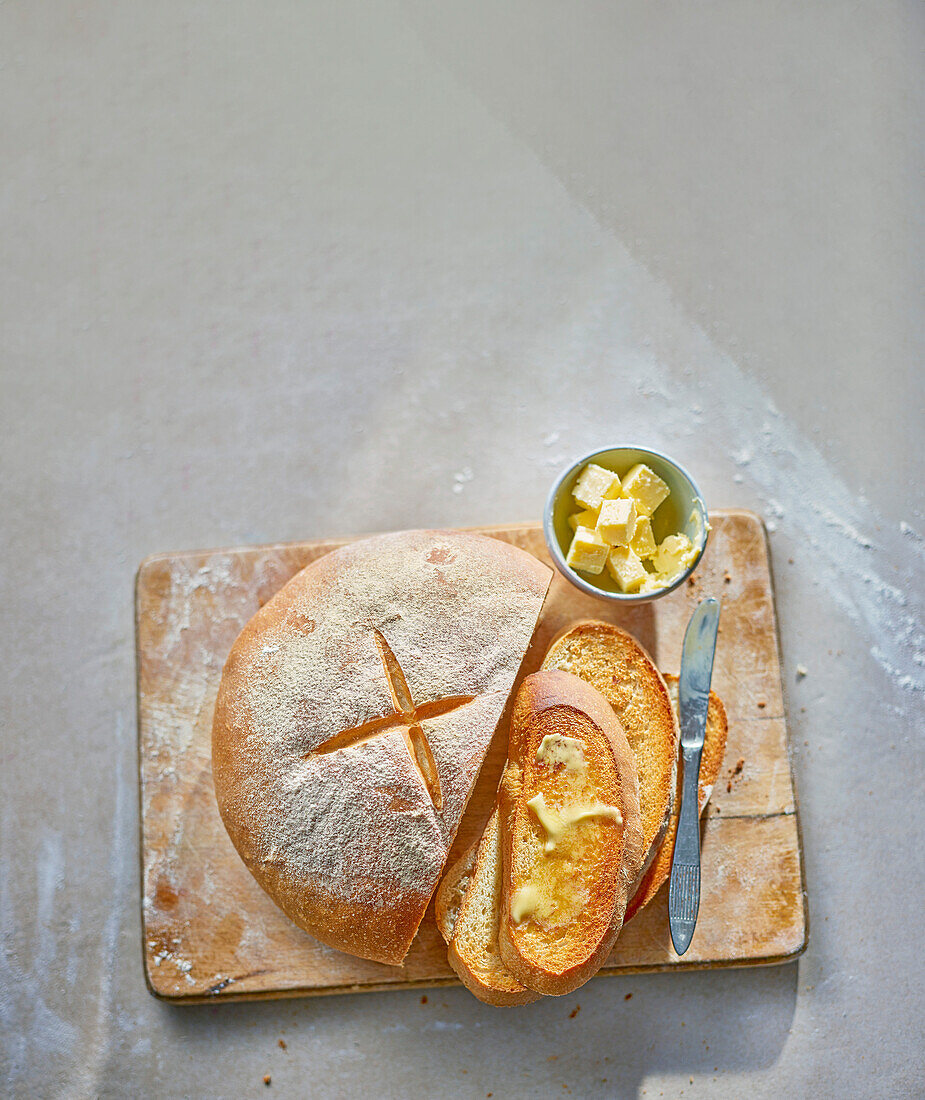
606 298 925 697
815 507 874 549
499 227 925 697
451 467 474 494
899 521 925 558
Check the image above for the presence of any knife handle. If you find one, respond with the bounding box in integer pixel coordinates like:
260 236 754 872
668 743 703 956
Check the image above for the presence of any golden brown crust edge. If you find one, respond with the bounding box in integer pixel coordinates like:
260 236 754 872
447 942 539 1006
496 670 645 996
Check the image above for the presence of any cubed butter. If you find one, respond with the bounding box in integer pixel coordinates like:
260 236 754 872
568 507 600 532
605 546 649 592
630 515 657 559
596 497 637 547
572 463 621 511
565 526 610 575
652 533 697 577
621 463 670 517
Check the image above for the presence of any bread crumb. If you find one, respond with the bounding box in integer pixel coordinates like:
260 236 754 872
723 573 731 584
624 992 632 1000
569 1005 581 1018
757 699 766 709
420 995 428 1004
734 758 744 773
726 781 732 793
796 664 808 680
263 1076 271 1087
277 1039 287 1051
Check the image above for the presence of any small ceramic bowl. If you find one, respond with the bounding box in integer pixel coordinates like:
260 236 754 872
543 445 709 606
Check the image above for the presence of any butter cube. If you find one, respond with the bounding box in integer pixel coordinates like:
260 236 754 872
568 507 600 532
606 546 649 592
565 526 609 575
653 533 696 577
572 463 621 511
621 463 670 517
630 515 657 559
596 497 637 547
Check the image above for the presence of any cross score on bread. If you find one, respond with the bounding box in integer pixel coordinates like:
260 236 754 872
307 628 477 811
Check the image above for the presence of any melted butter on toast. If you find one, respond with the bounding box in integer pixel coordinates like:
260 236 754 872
511 722 622 930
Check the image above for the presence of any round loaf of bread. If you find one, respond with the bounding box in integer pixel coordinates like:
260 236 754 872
212 529 551 965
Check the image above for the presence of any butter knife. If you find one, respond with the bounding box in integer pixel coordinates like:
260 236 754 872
668 597 721 956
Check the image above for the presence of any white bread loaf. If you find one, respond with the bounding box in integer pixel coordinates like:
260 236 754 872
212 529 551 965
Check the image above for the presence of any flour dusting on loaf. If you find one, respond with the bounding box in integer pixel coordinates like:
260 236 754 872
212 529 552 965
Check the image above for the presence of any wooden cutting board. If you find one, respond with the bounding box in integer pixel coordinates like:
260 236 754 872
136 511 806 1002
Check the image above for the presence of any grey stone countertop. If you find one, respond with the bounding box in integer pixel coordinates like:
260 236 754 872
2 2 922 1097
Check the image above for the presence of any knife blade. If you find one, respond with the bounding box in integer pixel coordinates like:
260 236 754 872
668 597 721 956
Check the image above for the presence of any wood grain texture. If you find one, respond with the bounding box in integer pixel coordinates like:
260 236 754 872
136 511 806 1002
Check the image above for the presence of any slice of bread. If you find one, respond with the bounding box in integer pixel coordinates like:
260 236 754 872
434 839 478 946
497 671 645 996
441 809 538 1006
541 621 679 879
624 675 728 922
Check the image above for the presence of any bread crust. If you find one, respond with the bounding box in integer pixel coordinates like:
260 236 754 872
212 529 551 965
623 675 728 922
541 621 679 885
497 671 645 996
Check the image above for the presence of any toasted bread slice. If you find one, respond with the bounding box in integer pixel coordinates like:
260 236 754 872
435 839 478 946
497 671 644 996
624 675 728 922
541 622 679 878
438 809 539 1006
